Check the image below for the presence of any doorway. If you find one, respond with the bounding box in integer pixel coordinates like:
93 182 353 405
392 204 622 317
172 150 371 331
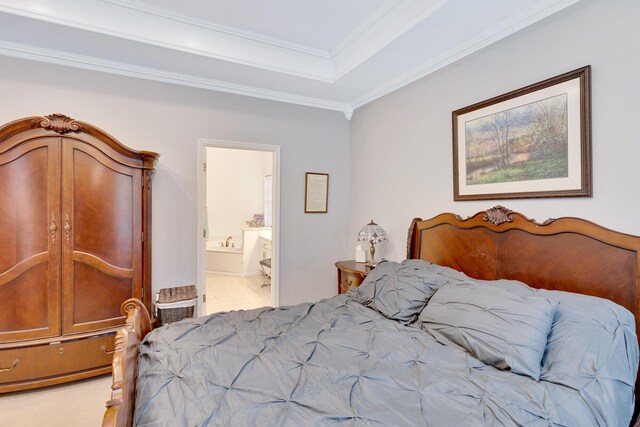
196 139 280 315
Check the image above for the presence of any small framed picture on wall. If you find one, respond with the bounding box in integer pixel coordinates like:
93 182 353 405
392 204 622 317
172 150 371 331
304 172 329 213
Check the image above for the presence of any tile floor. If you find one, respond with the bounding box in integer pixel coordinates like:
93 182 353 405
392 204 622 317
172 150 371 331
205 273 271 314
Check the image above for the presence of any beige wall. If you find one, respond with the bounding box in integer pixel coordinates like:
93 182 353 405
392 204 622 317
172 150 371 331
349 0 640 262
206 147 272 242
0 56 349 306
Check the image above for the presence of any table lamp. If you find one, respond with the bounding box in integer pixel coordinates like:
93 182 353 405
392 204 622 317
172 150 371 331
357 220 388 267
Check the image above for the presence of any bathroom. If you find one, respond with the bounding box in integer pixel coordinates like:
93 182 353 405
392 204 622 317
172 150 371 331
205 146 275 313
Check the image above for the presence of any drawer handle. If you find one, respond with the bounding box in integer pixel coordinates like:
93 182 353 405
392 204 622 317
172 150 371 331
100 345 115 355
346 278 355 287
0 359 19 373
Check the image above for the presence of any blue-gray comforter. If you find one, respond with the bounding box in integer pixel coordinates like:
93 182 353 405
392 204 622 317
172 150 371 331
134 264 636 426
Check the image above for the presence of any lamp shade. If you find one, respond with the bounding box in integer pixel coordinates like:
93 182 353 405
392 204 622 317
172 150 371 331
357 220 388 244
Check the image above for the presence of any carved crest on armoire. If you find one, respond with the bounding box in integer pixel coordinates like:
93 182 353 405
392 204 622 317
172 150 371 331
0 114 159 392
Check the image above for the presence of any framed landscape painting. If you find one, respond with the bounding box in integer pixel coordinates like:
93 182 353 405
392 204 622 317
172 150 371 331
453 66 591 201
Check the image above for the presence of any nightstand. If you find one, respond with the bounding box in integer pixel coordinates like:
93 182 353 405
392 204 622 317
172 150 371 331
335 260 370 294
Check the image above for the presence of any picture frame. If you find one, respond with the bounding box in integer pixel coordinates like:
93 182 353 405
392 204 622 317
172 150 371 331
304 172 329 213
453 66 591 201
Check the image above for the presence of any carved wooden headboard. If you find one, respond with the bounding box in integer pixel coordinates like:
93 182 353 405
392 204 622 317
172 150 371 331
406 206 640 419
407 206 640 315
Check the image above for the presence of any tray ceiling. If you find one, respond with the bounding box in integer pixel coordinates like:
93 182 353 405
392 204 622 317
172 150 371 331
0 0 582 118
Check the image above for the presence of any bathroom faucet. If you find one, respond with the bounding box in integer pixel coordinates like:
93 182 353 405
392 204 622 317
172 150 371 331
225 236 232 247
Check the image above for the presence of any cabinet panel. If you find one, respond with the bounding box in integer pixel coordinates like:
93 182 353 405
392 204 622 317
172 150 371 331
0 265 49 333
72 149 133 267
71 263 131 326
0 139 60 342
61 141 142 334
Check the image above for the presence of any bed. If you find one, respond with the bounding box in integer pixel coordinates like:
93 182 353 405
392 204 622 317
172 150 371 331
102 206 640 426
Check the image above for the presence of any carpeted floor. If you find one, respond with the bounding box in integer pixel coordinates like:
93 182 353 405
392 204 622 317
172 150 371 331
0 374 112 426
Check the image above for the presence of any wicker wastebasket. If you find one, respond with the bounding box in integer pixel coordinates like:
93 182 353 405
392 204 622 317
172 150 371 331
155 285 197 326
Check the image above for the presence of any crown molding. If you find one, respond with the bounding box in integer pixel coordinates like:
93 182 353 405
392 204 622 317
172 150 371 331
94 0 330 59
0 0 448 83
0 0 334 81
330 0 400 58
0 40 353 119
331 0 449 80
94 0 455 81
350 0 582 109
0 0 581 121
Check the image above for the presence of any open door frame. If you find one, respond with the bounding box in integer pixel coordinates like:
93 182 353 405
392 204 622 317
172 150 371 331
196 138 281 315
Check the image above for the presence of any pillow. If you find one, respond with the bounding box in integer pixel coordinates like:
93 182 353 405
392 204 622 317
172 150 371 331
419 281 556 380
349 260 465 325
536 289 638 426
400 259 472 283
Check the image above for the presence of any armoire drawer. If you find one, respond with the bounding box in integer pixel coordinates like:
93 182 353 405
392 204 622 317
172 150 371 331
0 333 115 385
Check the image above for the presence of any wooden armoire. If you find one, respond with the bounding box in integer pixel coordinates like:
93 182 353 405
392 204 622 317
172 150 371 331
0 114 159 392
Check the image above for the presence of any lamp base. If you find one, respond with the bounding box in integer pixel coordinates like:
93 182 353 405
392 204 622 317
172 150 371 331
366 241 377 268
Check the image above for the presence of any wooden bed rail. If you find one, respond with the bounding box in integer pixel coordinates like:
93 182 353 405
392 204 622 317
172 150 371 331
102 298 152 427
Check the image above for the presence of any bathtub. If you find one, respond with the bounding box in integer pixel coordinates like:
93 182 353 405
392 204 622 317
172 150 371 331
207 240 243 253
206 238 243 274
206 228 270 275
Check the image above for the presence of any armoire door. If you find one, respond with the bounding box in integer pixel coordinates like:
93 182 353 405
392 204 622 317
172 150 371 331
61 139 143 334
0 137 61 343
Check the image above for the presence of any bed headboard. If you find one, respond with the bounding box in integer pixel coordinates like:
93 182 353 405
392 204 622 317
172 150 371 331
407 206 640 317
407 206 640 420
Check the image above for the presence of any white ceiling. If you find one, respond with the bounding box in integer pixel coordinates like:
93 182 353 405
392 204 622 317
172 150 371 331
0 0 582 119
